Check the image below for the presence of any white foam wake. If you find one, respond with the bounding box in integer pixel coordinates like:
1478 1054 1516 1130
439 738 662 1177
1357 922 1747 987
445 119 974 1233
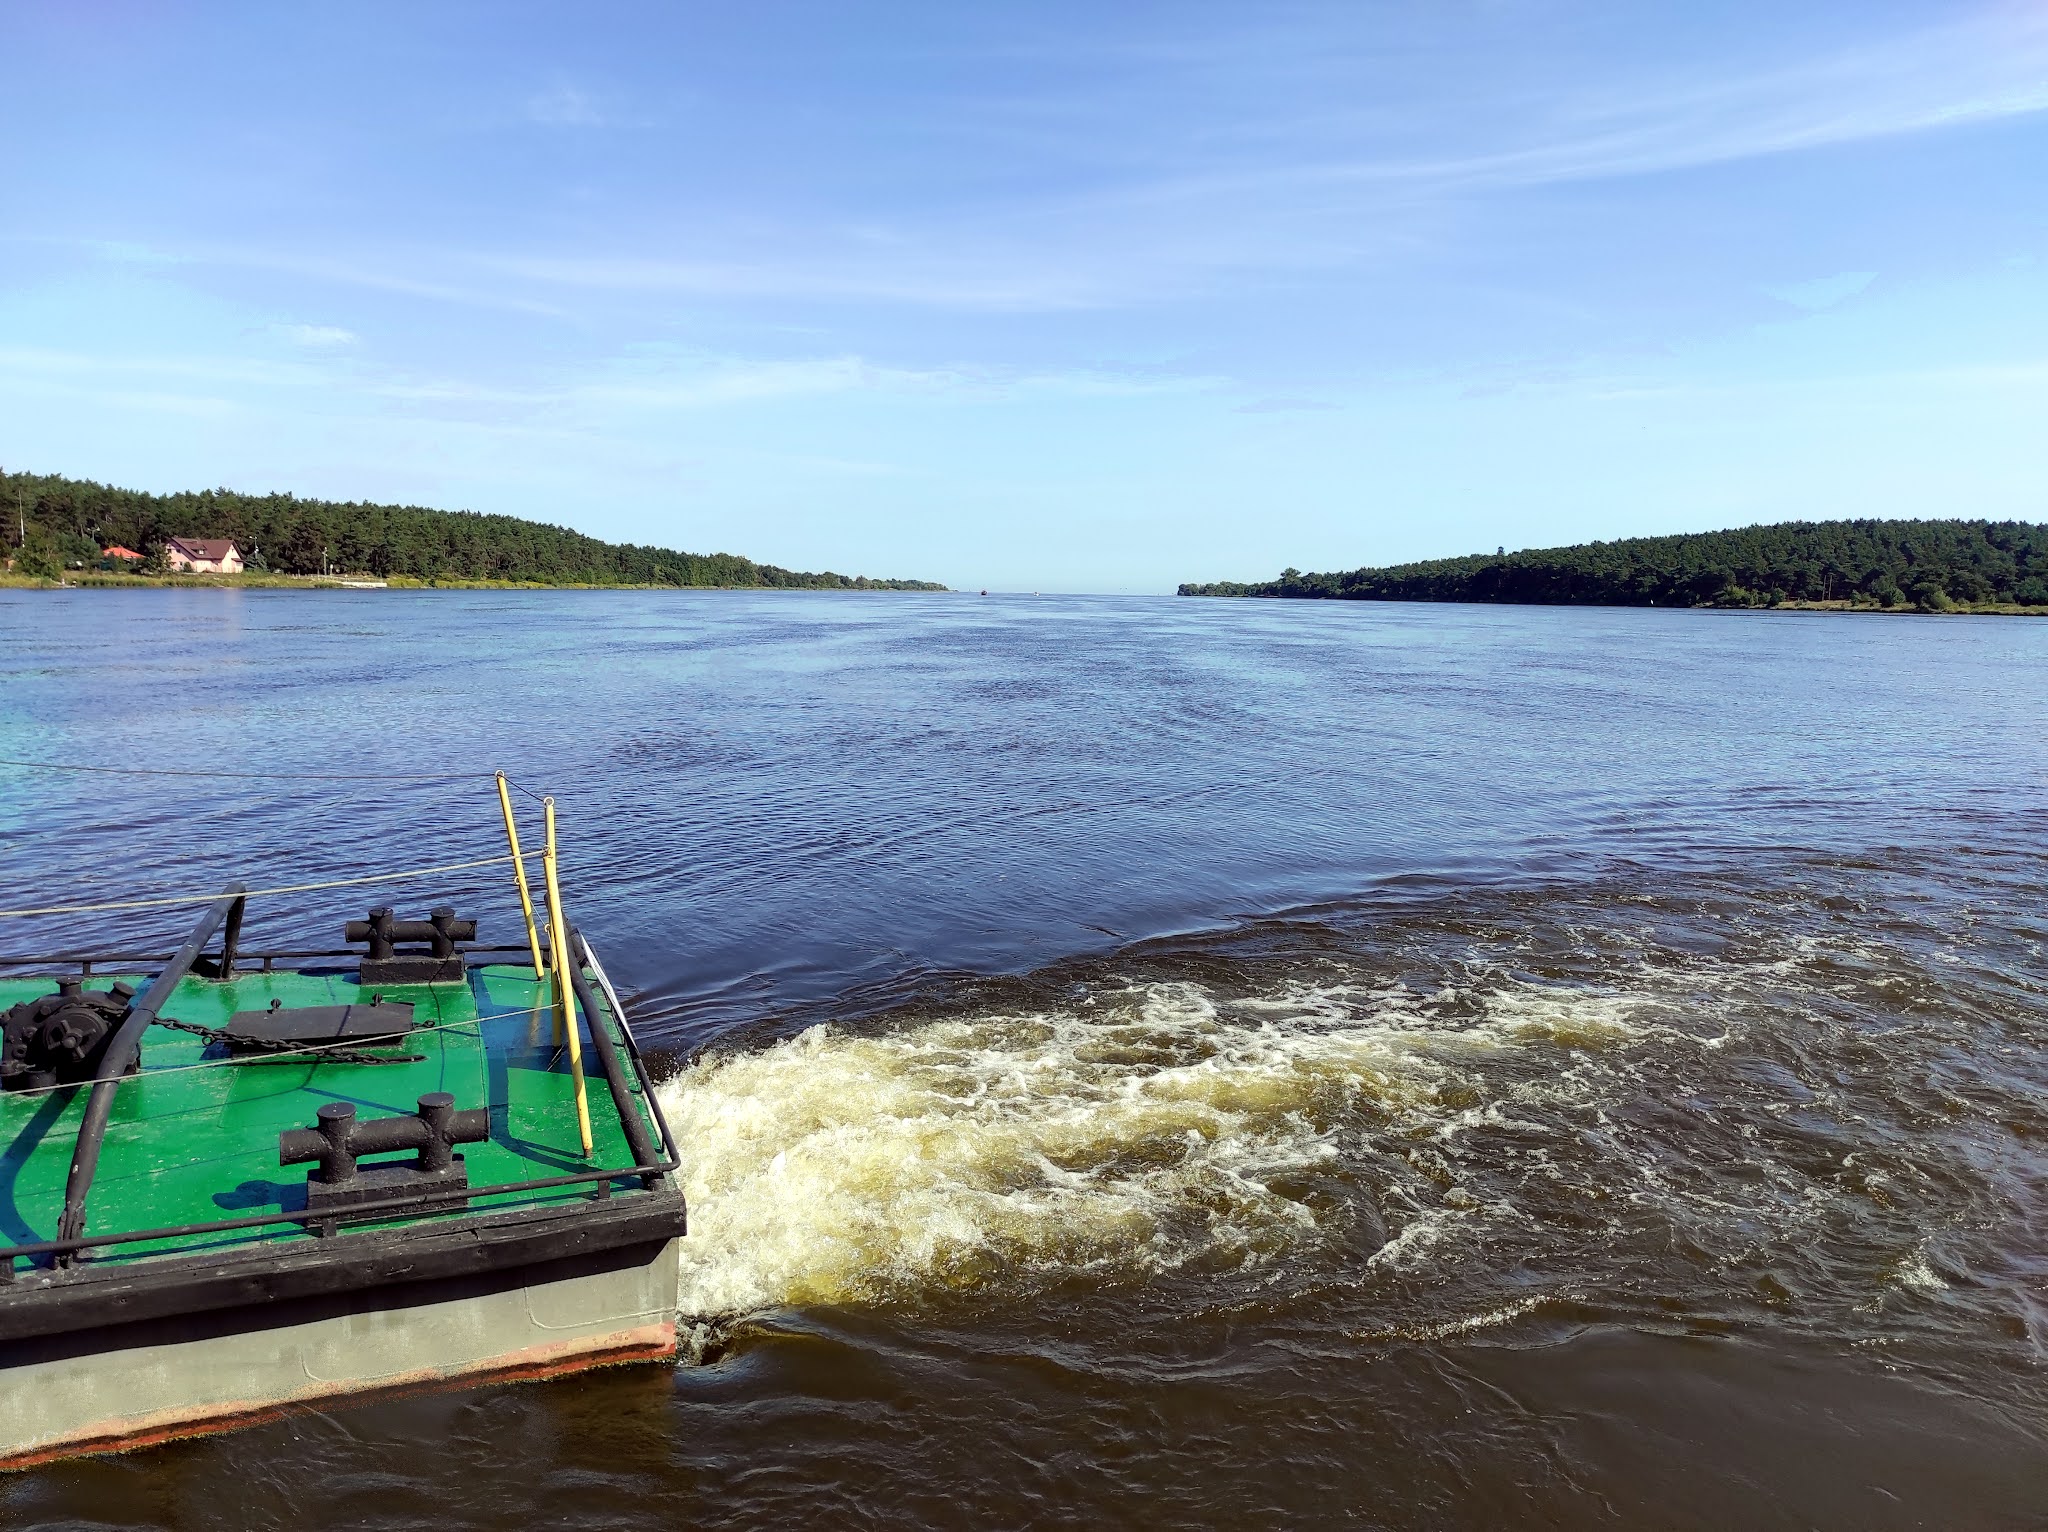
657 977 1663 1317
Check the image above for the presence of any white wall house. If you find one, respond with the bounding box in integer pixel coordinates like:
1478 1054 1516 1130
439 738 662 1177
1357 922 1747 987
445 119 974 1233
163 537 245 574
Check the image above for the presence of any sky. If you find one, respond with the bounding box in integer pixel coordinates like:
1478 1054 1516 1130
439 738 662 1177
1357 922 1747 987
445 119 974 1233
1 2 2045 593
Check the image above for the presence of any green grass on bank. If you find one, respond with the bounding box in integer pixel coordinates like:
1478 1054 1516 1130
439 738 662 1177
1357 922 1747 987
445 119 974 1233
0 569 948 592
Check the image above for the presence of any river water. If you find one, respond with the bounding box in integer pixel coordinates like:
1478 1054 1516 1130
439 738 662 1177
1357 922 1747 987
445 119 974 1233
2 589 2045 1528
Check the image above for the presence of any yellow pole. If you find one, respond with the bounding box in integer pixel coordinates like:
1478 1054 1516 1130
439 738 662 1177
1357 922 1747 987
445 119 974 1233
542 796 565 1046
496 773 546 978
542 797 594 1156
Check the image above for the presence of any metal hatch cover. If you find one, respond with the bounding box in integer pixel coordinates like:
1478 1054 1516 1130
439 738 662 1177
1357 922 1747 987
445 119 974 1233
222 1000 416 1048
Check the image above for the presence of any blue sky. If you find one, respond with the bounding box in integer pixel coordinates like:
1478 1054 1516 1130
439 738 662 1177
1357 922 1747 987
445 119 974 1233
2 2 2045 592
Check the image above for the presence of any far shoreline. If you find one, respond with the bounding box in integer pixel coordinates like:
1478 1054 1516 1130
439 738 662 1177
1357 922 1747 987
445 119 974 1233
0 571 954 594
1174 592 2048 617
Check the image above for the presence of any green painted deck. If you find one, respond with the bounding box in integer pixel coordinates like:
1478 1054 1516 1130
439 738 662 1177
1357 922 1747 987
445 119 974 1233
0 962 666 1266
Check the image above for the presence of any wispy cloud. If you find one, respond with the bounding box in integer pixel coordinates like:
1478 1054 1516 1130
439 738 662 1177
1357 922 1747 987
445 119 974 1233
0 346 329 389
1764 272 1877 311
141 243 571 317
449 13 2048 309
272 322 357 347
378 352 1221 412
473 252 1106 311
0 339 1217 426
16 7 2048 341
82 239 189 267
35 11 2042 325
1106 11 2048 209
525 82 611 128
1235 397 1339 415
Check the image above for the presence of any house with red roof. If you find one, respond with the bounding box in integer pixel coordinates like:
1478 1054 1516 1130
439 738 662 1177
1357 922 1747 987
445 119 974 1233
163 537 245 574
100 546 144 563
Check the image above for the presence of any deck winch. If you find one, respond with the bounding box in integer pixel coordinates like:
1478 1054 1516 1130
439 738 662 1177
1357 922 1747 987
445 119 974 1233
345 905 476 984
0 981 136 1092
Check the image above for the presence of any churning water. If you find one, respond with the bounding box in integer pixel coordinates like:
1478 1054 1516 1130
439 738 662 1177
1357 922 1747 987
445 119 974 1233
2 589 2046 1528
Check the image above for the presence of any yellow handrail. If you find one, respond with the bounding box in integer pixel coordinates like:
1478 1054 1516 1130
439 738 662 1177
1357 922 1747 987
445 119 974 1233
541 797 594 1157
496 773 547 977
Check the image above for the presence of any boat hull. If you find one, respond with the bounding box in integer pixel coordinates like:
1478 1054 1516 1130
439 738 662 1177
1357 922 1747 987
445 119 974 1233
0 1234 680 1470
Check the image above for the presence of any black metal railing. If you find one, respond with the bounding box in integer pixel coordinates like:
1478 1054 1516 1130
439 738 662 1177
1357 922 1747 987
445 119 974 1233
0 943 541 977
1 1154 680 1280
566 924 663 1181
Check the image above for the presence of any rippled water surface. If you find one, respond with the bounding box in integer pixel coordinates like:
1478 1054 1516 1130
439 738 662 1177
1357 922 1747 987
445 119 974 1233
3 589 2047 1529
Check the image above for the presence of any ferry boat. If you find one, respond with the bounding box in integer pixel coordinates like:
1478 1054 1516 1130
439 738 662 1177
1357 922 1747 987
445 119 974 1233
0 781 682 1469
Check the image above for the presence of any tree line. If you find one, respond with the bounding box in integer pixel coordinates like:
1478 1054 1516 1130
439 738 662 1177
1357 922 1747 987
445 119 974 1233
1180 519 2048 612
2 469 945 589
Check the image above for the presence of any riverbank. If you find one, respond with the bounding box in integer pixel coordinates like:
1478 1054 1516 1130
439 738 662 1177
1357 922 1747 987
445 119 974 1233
1774 598 2048 616
0 571 952 592
1172 594 2048 616
3 469 946 591
1181 519 2048 612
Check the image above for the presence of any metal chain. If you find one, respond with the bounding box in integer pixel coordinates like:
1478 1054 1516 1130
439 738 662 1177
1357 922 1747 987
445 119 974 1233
149 1016 424 1066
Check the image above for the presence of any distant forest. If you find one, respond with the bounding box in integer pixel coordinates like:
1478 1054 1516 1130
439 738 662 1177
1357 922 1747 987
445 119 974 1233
1180 519 2048 612
1 469 945 589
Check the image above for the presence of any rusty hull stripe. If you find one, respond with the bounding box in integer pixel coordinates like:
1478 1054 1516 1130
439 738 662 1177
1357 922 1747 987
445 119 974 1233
0 1321 677 1472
